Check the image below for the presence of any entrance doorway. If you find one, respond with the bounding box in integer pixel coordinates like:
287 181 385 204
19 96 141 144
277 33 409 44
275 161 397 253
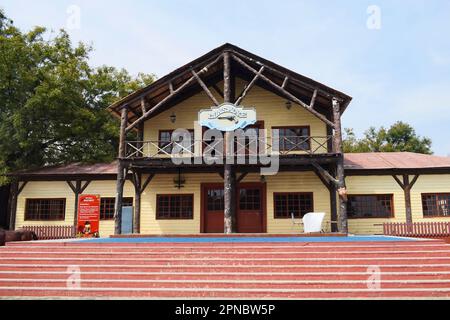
201 183 266 233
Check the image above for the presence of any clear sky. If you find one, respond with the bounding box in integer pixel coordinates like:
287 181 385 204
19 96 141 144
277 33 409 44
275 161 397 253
2 0 450 155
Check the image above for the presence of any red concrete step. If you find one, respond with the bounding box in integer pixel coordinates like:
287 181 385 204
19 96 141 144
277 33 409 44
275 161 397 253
1 279 450 290
1 265 450 273
0 247 450 258
2 271 450 281
1 287 449 299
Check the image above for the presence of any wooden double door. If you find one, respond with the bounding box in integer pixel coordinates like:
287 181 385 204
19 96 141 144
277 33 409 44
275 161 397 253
201 183 266 233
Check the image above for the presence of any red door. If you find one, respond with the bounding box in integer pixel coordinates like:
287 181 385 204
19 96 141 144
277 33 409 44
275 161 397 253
202 183 265 233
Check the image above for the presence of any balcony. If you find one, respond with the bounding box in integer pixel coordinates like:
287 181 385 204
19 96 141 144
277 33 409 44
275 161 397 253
125 135 333 160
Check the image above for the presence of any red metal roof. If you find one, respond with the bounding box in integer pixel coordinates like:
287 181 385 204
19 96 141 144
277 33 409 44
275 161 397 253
344 152 450 170
9 153 450 177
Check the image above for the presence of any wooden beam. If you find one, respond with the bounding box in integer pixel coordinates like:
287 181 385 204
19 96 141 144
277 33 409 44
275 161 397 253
140 173 155 194
212 84 224 98
311 162 339 186
282 76 289 89
231 54 335 128
80 181 91 194
237 172 249 184
310 89 318 109
126 54 224 133
8 181 19 230
192 68 220 106
66 181 77 194
235 66 265 106
231 50 335 99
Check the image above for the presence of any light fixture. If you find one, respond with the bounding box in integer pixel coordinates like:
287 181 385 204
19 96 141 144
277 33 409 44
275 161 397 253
170 113 177 124
174 169 185 189
285 101 292 110
260 175 267 183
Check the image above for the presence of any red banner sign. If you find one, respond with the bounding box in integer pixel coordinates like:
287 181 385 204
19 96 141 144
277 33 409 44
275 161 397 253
77 195 100 238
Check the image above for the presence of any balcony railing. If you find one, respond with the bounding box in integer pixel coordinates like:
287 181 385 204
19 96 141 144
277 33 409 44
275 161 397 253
125 136 333 160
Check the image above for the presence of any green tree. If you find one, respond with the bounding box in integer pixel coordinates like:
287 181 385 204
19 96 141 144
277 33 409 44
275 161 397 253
343 121 432 154
0 10 155 185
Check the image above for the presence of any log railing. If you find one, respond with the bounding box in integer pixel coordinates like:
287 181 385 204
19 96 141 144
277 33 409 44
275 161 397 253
383 222 450 238
125 135 333 159
22 226 76 240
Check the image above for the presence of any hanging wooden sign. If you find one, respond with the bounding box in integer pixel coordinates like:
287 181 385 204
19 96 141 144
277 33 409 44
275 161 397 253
199 103 257 132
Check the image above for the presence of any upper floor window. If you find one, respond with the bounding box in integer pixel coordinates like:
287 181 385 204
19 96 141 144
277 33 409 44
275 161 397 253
100 197 133 220
347 195 394 219
422 193 450 217
273 126 311 152
274 193 313 219
25 199 66 221
159 130 194 154
156 194 194 220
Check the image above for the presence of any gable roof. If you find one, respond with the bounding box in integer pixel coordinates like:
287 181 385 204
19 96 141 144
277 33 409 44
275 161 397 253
107 43 352 127
8 153 450 179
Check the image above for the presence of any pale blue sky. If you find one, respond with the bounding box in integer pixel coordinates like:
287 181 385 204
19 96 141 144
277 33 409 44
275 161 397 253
2 0 450 155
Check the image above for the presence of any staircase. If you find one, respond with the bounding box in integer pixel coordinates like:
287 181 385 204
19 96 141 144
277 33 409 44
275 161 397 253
1 239 450 299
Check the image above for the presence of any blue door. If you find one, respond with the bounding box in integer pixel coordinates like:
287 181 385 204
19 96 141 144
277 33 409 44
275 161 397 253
121 207 133 234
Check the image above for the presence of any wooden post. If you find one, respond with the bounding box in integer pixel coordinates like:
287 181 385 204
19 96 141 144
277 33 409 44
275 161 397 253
73 180 81 226
114 107 128 235
8 181 19 231
133 172 142 234
393 174 419 225
223 51 237 234
332 98 348 234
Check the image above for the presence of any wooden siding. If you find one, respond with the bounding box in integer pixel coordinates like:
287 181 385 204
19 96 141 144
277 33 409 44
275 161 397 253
143 79 328 156
13 174 450 236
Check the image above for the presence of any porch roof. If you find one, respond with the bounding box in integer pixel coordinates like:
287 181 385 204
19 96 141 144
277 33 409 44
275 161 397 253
8 152 450 180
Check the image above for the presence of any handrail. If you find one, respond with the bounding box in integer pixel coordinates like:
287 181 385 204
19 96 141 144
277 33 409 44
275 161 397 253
125 135 333 159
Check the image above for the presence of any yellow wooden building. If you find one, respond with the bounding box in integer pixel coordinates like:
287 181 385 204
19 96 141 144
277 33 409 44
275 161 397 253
7 44 450 237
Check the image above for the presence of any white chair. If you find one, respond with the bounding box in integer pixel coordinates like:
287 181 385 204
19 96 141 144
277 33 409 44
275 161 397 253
291 212 303 231
302 212 326 233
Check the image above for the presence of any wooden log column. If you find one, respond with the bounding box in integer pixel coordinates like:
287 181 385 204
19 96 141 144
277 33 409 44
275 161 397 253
66 180 91 227
130 171 154 234
393 174 419 224
8 180 28 230
223 51 237 234
114 107 129 235
332 98 348 234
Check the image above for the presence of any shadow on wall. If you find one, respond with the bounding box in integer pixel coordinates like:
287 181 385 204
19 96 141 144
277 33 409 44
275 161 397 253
0 185 10 230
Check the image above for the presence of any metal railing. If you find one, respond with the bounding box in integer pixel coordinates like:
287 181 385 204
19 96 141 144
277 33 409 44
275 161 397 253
125 136 333 159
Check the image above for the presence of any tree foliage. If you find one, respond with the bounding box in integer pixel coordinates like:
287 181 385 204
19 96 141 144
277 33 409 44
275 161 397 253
0 10 155 184
343 121 433 154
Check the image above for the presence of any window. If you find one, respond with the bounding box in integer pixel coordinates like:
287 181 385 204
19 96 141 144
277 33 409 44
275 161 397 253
240 188 261 210
25 199 66 221
422 194 450 217
273 127 310 152
207 189 224 211
347 195 394 219
100 197 133 220
159 130 194 154
274 193 313 218
156 194 194 219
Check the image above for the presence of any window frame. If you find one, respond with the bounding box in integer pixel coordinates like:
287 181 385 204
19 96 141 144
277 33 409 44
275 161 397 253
158 129 195 154
347 194 395 219
100 197 134 221
273 192 314 219
156 194 194 220
421 193 450 218
272 126 311 152
24 198 66 222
